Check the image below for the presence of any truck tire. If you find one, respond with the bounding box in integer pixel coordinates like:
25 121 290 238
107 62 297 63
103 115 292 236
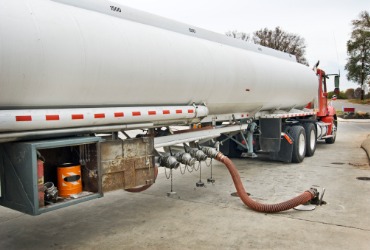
227 137 243 158
218 135 243 158
289 126 306 163
325 119 337 144
303 123 317 157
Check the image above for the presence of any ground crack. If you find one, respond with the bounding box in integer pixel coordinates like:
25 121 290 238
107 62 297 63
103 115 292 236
279 215 370 232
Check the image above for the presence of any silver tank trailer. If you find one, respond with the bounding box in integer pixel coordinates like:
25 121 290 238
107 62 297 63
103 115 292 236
0 0 317 115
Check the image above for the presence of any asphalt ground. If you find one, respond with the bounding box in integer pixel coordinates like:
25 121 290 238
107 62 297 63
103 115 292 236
1 119 370 250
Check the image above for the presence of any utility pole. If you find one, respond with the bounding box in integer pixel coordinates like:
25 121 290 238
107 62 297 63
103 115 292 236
361 51 365 100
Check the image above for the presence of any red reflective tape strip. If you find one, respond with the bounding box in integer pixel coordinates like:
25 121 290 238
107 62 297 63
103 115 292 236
176 109 182 114
45 115 60 121
188 109 194 114
72 114 84 120
94 113 105 119
148 111 156 115
16 115 32 122
132 111 141 116
163 110 170 115
114 112 124 117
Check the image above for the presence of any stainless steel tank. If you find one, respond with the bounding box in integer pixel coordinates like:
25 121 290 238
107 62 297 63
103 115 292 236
0 0 317 115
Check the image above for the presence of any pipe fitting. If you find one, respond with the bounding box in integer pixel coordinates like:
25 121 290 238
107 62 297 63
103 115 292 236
201 146 219 159
188 148 208 161
308 187 319 198
159 155 180 169
175 152 196 166
44 182 58 202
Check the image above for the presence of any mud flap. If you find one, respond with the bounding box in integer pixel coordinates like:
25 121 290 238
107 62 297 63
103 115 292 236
259 118 281 152
269 135 293 163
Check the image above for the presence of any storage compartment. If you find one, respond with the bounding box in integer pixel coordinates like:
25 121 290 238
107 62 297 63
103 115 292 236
101 137 156 192
0 137 102 215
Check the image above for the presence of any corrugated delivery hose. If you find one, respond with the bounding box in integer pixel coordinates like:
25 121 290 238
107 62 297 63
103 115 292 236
125 167 158 193
215 152 316 213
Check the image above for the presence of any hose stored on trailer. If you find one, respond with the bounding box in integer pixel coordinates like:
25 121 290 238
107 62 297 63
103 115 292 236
214 152 317 213
125 167 158 193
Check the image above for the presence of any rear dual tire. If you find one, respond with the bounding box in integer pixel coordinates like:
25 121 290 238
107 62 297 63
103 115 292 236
303 123 317 157
288 126 306 163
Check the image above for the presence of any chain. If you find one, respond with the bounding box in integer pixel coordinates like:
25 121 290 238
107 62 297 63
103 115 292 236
204 158 213 167
180 164 187 175
164 167 172 179
193 161 200 171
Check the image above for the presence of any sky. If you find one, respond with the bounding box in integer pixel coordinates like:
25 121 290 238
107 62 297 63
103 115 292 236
113 0 369 91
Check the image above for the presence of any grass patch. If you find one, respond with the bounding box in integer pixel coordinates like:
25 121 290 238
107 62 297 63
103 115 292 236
347 99 370 104
336 110 344 116
336 110 370 119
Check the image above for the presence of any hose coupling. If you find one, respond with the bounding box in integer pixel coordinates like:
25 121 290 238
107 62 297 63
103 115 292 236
174 152 196 166
201 147 219 159
44 182 58 202
159 155 180 169
189 149 208 161
215 152 225 161
308 187 319 199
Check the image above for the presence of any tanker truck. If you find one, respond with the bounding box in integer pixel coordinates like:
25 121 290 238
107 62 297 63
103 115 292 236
0 0 337 215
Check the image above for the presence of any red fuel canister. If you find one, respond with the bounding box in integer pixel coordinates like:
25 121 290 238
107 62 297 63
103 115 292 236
37 159 44 207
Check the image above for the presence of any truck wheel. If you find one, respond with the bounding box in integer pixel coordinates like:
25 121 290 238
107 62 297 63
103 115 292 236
227 137 243 158
289 126 306 163
325 119 337 144
218 135 243 158
303 123 316 157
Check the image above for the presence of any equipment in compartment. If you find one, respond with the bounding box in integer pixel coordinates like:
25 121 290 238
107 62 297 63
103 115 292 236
44 182 58 203
57 163 82 198
37 159 45 207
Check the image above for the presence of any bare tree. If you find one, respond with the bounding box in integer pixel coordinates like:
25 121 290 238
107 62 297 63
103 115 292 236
253 27 308 65
226 27 308 66
225 30 252 42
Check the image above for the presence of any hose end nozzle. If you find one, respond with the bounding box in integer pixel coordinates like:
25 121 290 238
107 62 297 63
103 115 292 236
201 147 219 159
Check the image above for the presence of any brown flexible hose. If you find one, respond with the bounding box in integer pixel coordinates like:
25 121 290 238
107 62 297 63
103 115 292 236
215 152 315 213
125 167 158 193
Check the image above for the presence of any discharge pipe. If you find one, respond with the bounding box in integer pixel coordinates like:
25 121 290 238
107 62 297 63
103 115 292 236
201 147 317 213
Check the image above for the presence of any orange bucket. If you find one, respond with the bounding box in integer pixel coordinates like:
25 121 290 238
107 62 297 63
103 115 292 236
57 163 82 197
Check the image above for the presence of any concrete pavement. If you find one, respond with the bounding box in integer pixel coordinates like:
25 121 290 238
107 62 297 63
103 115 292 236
338 117 370 160
1 120 370 249
361 134 370 160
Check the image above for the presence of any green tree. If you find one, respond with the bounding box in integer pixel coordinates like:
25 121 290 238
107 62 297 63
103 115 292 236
345 11 370 100
328 91 347 99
